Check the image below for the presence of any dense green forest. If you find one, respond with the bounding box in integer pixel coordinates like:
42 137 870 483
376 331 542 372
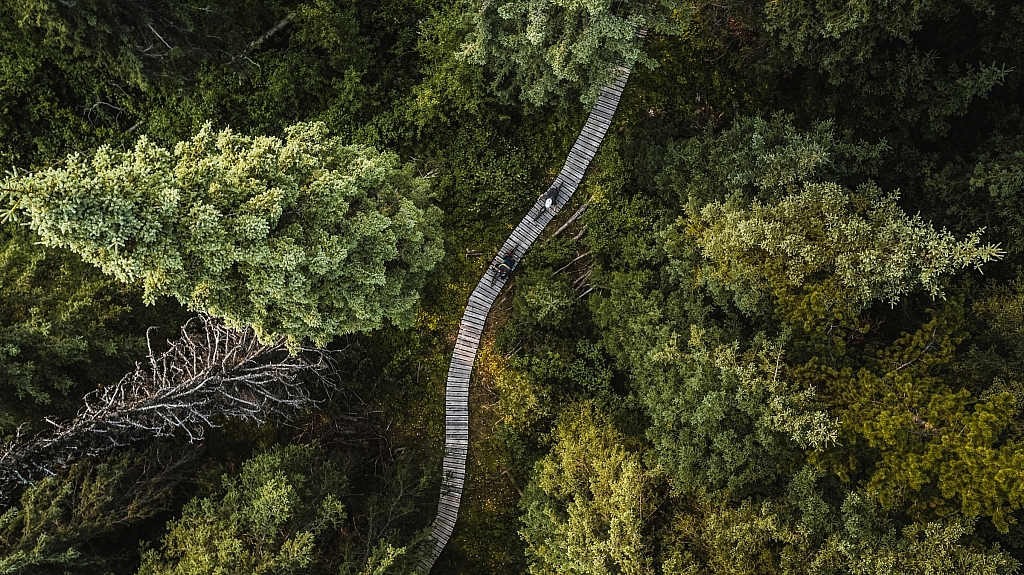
2 0 1024 572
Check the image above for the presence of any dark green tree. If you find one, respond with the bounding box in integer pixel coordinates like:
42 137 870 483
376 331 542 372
0 223 180 433
0 445 199 575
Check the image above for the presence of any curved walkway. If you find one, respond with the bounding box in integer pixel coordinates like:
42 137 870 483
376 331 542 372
418 67 634 572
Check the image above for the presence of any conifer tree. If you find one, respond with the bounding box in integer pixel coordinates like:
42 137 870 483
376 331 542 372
520 402 653 575
460 0 691 105
3 122 445 348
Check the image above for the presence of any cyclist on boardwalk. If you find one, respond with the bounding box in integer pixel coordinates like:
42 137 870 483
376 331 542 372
491 247 518 283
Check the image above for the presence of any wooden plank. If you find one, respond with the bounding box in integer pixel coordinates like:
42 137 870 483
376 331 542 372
566 150 589 166
524 219 546 236
577 131 598 150
566 152 589 169
583 126 608 142
594 101 617 117
460 318 485 332
568 147 592 164
465 300 489 314
462 312 486 325
590 105 614 121
447 371 472 383
577 132 604 148
587 111 613 127
510 231 528 247
452 337 475 351
562 168 584 183
458 315 485 333
582 123 609 141
460 317 485 330
566 157 588 175
574 145 600 162
462 312 486 326
449 357 474 370
517 223 540 239
468 293 492 308
571 151 597 168
586 111 612 128
574 135 600 152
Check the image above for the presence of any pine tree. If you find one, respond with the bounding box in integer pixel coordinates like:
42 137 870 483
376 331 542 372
137 444 348 575
459 0 691 105
3 122 444 348
520 402 654 575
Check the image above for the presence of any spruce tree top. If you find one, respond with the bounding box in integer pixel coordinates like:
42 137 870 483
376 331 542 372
3 122 444 349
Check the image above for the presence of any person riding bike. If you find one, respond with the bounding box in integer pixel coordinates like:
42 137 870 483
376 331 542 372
493 249 518 281
540 183 561 212
533 182 562 221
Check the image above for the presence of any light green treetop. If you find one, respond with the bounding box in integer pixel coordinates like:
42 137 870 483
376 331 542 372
689 182 1003 316
520 402 654 575
460 0 691 105
3 122 444 348
137 444 347 575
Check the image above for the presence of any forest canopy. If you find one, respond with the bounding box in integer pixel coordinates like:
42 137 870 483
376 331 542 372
1 0 1024 573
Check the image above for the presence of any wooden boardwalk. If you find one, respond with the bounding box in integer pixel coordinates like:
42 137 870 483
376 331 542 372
418 67 634 572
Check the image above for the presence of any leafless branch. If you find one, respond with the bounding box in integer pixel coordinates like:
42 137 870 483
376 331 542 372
553 251 591 275
548 202 589 241
0 315 329 498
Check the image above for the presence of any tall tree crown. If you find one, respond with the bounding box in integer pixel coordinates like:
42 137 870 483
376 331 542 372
3 122 445 348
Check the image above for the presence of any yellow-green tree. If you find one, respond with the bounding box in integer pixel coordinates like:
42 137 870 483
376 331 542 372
520 402 654 575
137 445 347 575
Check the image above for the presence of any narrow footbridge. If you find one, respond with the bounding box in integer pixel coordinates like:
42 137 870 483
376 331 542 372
418 66 634 572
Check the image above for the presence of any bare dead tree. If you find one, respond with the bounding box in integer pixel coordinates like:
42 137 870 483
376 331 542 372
0 315 330 498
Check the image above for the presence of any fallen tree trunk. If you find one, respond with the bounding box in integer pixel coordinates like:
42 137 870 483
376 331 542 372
0 315 328 498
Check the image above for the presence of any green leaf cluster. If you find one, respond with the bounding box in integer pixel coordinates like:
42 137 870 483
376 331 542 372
460 0 693 105
138 444 348 575
520 402 653 575
4 122 444 348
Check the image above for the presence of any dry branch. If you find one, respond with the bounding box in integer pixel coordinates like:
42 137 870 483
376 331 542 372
548 202 589 241
0 315 328 497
